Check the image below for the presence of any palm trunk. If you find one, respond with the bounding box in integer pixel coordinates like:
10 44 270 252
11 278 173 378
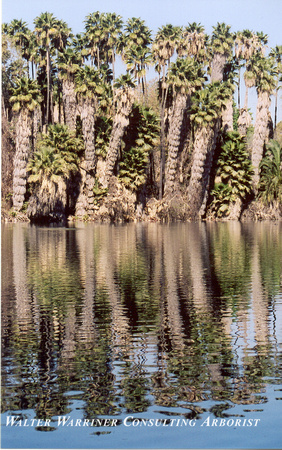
211 53 226 82
104 117 129 184
238 66 241 109
13 108 32 211
222 96 234 132
237 107 252 136
62 78 77 131
164 93 188 196
159 67 168 200
274 88 278 129
76 97 96 215
186 123 219 220
252 90 271 189
102 93 134 188
46 46 51 125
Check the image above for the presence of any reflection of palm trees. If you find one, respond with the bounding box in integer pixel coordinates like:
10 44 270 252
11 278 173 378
162 226 186 352
76 224 97 346
96 226 132 357
251 226 270 349
13 224 32 331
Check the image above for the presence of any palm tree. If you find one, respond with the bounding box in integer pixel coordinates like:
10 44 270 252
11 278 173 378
84 11 107 69
122 17 152 94
102 12 123 82
251 55 277 190
164 57 205 196
75 66 101 214
209 22 234 82
57 47 82 131
10 77 42 211
101 74 136 188
152 24 181 199
269 45 282 128
178 22 207 62
186 82 232 219
236 30 268 134
221 59 238 132
34 12 71 125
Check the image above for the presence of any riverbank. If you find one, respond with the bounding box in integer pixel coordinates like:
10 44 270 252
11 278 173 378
2 195 281 224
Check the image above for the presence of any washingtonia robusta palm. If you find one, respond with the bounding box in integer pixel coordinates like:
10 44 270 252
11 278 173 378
186 82 232 219
102 12 123 82
178 22 207 63
10 77 42 211
75 66 102 214
102 74 136 188
121 17 152 95
209 22 234 82
269 45 282 128
164 57 205 196
152 24 181 198
34 12 71 125
84 12 107 69
251 55 277 190
57 47 82 130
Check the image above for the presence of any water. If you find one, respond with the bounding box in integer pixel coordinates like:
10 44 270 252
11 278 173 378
1 222 282 449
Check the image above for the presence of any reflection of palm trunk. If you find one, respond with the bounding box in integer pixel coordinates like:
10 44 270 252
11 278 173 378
76 225 96 346
60 304 76 365
187 224 211 311
13 224 32 331
251 235 269 348
162 226 186 352
97 227 131 357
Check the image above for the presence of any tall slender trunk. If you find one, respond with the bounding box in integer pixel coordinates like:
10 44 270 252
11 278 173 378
46 46 50 124
112 47 115 82
211 53 226 82
102 93 134 188
186 122 219 220
222 96 234 132
76 97 96 216
159 68 168 200
238 66 241 109
252 90 271 190
62 78 77 131
164 93 188 196
274 88 278 129
13 108 32 211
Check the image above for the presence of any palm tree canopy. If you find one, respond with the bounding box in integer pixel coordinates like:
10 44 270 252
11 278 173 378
167 57 206 95
251 54 277 93
210 22 234 56
57 47 82 78
153 24 181 69
10 77 42 112
190 82 233 128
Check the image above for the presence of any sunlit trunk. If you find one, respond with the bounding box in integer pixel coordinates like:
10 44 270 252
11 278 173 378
164 93 188 196
13 108 32 211
62 78 77 131
252 90 272 189
186 122 219 220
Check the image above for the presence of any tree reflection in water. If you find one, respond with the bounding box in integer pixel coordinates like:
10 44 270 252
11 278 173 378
1 222 282 425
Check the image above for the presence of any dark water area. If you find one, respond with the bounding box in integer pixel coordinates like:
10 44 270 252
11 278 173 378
1 222 282 449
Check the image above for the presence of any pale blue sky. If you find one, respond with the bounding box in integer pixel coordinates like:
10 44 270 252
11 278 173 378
2 0 281 47
2 0 282 122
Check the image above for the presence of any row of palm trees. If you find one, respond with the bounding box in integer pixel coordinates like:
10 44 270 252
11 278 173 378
2 12 282 221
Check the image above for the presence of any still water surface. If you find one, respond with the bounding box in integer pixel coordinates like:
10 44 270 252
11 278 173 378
1 222 282 449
